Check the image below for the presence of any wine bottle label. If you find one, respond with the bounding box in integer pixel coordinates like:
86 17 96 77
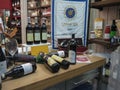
47 57 56 66
104 34 110 39
27 33 33 41
51 55 63 63
102 68 105 76
57 51 65 57
35 33 40 41
42 32 47 40
68 50 76 63
21 63 33 75
0 61 7 75
105 69 110 76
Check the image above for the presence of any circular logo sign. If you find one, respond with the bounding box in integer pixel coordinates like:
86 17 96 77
65 7 76 19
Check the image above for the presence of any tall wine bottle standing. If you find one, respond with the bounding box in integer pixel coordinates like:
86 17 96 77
26 17 34 45
2 63 37 79
0 45 7 75
68 34 77 64
110 20 117 38
41 22 47 43
34 17 41 44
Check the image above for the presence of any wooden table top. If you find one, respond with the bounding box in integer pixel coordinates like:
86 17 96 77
2 55 105 90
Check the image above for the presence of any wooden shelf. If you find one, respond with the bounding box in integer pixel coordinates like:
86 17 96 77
91 0 120 9
27 7 38 10
88 38 119 50
41 14 51 18
89 38 109 45
41 4 50 8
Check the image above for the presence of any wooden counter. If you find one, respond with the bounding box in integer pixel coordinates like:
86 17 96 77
2 55 105 90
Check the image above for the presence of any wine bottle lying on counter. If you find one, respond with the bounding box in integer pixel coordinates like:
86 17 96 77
36 52 45 63
44 54 60 73
1 62 37 79
50 55 70 69
6 54 36 62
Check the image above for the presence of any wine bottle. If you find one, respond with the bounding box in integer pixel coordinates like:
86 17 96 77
110 20 117 38
0 45 7 75
44 55 60 73
2 63 37 79
104 25 110 41
6 54 36 62
104 59 111 77
51 55 70 69
36 52 45 63
26 17 34 45
16 0 20 7
14 0 17 7
12 0 15 7
34 17 41 44
41 22 47 43
68 34 77 64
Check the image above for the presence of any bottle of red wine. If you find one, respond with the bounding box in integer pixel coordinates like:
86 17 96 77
1 63 37 79
34 17 41 44
44 54 60 73
68 34 77 64
6 54 36 62
26 17 34 45
0 45 7 75
51 55 70 69
41 22 47 43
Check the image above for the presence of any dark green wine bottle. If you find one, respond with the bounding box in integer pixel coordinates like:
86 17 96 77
26 17 34 45
34 17 41 44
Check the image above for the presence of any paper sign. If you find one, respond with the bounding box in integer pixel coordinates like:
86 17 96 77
31 45 49 56
76 55 91 63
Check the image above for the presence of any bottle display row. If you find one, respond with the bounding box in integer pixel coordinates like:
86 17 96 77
26 17 47 45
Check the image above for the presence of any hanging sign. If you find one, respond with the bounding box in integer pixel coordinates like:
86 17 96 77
51 0 90 48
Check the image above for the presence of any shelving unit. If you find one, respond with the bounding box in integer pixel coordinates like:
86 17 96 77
91 0 120 10
89 0 120 50
11 0 22 44
27 0 40 25
89 1 120 89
